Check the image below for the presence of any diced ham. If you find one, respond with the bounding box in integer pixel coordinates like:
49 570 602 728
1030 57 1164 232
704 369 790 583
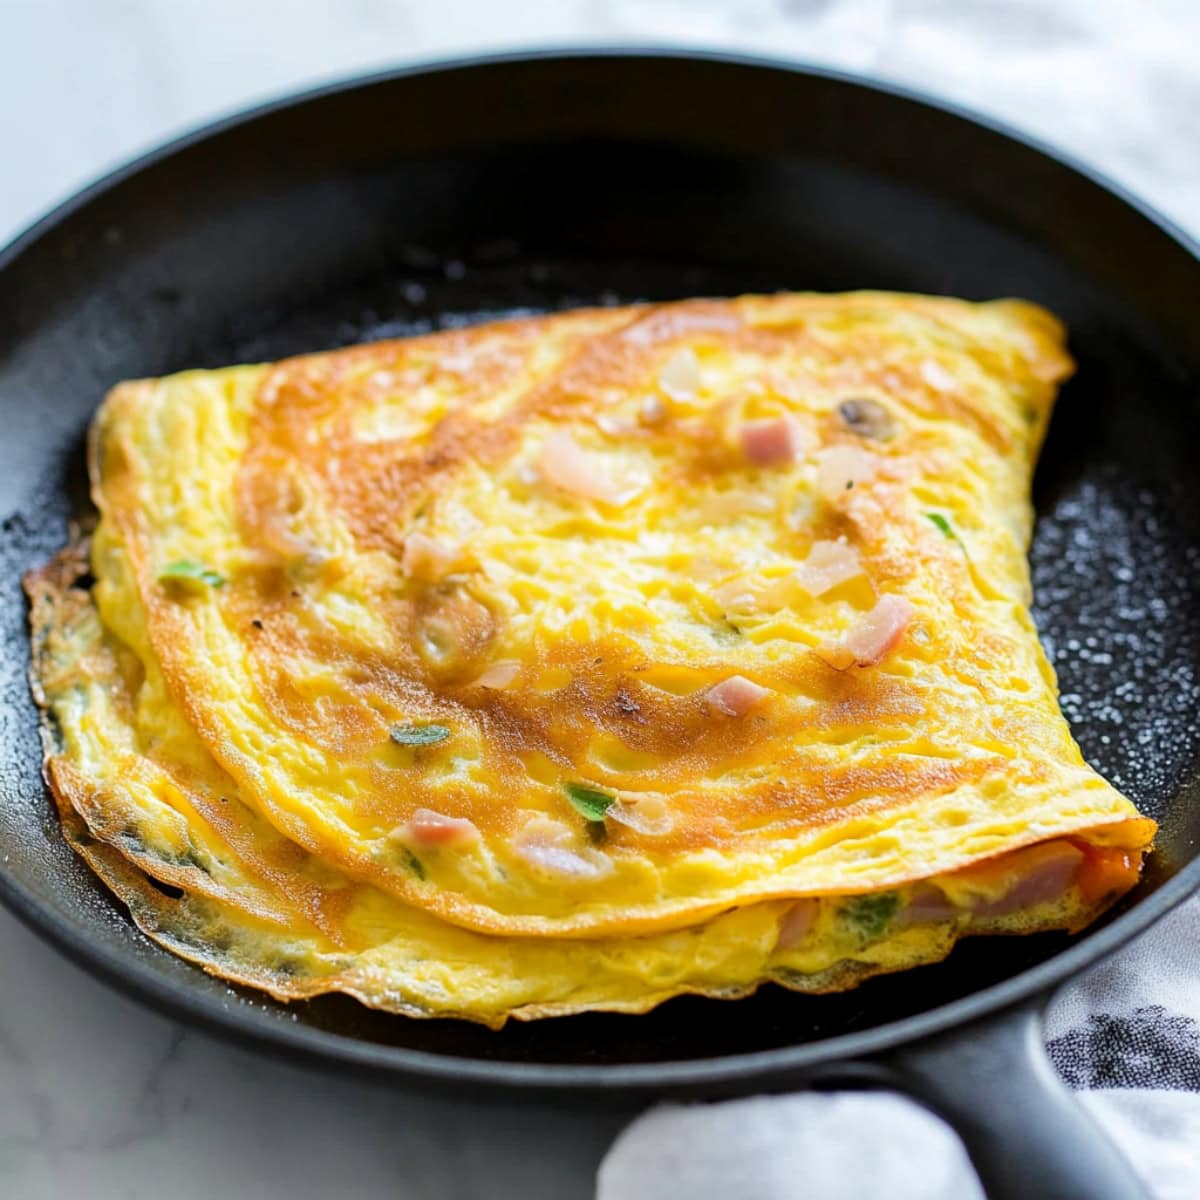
897 883 958 926
402 533 466 583
402 808 480 849
473 660 521 690
658 347 701 399
972 842 1084 917
794 540 864 597
775 899 819 950
539 429 626 504
816 444 876 500
706 674 771 717
740 416 807 466
843 595 914 667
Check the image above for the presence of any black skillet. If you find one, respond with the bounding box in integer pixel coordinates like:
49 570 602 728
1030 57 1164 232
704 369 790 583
2 50 1199 1200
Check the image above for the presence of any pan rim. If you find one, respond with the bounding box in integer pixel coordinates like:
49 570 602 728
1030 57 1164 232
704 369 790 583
3 43 1199 275
1 44 1198 1089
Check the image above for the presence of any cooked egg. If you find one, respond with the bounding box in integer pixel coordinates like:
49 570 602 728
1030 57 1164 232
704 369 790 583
26 292 1154 1025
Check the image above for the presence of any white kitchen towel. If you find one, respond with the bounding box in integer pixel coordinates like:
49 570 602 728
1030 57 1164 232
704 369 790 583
598 893 1200 1199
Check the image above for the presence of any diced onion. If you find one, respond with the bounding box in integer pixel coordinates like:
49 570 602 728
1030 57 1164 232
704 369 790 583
473 660 521 690
794 540 864 596
706 674 771 717
920 358 959 393
816 444 876 500
658 347 701 400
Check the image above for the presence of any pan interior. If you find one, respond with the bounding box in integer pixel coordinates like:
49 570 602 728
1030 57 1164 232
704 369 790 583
1 68 1198 1070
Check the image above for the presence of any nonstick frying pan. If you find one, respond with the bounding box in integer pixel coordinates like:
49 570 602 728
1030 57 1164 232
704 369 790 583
2 49 1199 1200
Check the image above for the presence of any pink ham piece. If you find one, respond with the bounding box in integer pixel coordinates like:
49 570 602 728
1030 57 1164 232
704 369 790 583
794 540 864 597
472 660 521 690
897 883 958 926
740 416 807 466
402 532 465 583
403 808 480 849
706 674 771 717
539 429 625 504
843 595 914 667
775 899 819 951
973 842 1084 918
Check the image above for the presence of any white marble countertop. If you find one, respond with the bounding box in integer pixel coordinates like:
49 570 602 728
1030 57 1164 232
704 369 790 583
2 2 1197 1196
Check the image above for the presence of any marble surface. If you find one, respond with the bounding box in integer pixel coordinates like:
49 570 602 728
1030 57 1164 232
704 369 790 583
2 1 1197 1196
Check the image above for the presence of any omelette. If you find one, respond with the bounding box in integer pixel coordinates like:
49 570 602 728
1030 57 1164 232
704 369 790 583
26 292 1155 1026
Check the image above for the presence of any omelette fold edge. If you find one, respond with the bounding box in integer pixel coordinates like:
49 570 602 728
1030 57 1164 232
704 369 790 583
25 291 1154 1024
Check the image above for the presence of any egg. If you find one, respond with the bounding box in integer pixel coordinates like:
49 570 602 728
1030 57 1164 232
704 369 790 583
26 293 1154 1025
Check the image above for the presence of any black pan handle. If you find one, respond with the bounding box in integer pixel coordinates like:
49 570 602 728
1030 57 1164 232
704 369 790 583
879 995 1148 1200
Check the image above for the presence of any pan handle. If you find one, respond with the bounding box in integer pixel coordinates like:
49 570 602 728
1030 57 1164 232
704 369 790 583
879 995 1148 1200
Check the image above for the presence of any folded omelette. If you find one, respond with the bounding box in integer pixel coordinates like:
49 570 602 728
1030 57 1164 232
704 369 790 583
26 292 1155 1025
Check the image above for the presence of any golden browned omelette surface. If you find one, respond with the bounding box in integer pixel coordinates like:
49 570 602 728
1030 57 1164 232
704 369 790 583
27 292 1155 1025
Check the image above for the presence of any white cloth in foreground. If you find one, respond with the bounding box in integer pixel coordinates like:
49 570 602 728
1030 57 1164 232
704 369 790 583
598 894 1200 1200
598 1093 985 1200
